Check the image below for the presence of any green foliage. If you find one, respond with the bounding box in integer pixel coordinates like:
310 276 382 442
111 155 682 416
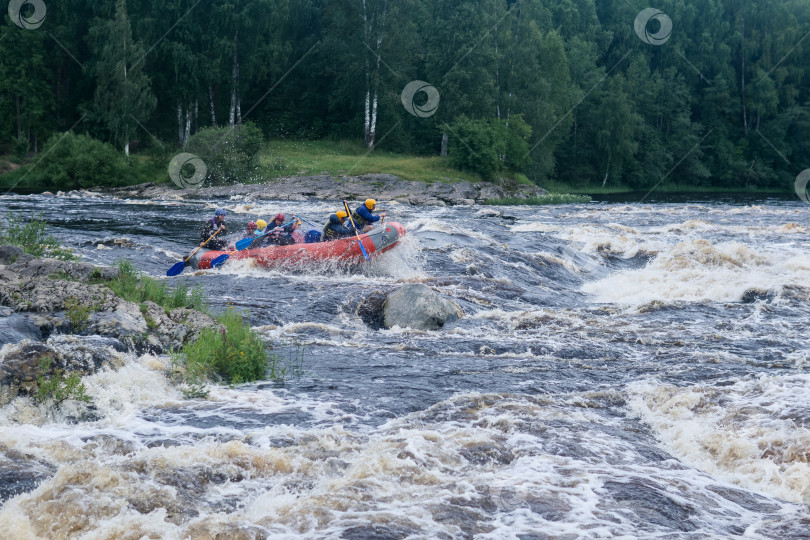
445 115 532 180
107 260 207 312
2 0 810 193
184 122 265 184
87 0 156 154
64 296 96 331
486 193 592 205
181 309 274 385
35 358 93 406
23 132 128 189
0 211 76 260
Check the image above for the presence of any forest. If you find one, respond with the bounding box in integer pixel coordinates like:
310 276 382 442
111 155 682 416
1 0 809 190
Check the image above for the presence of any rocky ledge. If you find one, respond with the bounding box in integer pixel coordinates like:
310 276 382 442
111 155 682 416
101 173 548 206
0 245 223 406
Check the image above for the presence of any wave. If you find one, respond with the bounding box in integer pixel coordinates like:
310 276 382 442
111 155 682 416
628 374 810 504
583 239 810 304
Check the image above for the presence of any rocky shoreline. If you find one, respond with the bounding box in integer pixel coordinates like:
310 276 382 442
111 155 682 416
0 246 222 409
99 173 548 206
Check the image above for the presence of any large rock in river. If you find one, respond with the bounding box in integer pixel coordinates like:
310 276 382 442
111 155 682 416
382 284 462 330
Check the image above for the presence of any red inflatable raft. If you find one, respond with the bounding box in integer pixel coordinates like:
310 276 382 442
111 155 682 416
188 222 406 270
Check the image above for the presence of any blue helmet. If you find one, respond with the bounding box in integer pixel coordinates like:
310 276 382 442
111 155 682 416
214 208 226 217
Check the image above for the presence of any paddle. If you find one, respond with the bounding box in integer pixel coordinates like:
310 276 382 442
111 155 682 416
210 253 230 268
167 229 221 277
343 200 371 262
234 224 285 251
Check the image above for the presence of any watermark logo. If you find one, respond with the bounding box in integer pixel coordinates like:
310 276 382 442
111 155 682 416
168 153 207 189
795 169 810 203
488 483 528 512
401 80 440 118
634 8 672 46
8 0 46 29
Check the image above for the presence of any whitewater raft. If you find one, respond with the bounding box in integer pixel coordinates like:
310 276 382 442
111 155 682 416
188 222 406 270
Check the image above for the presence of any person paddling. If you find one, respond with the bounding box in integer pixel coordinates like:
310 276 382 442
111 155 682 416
256 213 297 246
322 210 359 241
200 208 229 250
351 199 386 231
241 221 258 240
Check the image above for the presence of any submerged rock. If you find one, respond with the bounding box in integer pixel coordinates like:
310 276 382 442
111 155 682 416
0 335 123 405
0 443 55 503
382 284 462 330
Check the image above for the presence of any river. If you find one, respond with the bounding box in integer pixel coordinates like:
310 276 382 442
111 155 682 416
1 191 808 538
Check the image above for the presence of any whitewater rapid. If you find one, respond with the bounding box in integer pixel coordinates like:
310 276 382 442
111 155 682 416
1 192 808 538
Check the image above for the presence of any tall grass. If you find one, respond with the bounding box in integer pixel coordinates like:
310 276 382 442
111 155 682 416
182 309 276 384
0 211 76 260
106 260 207 311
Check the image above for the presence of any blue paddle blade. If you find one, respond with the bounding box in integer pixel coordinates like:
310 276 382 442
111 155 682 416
358 237 371 261
235 236 256 250
210 254 230 268
166 261 186 277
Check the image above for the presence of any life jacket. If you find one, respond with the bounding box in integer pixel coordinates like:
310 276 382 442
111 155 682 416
322 215 341 240
350 210 369 228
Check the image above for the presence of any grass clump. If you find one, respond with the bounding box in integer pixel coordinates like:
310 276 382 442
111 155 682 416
64 296 96 331
182 309 274 385
486 193 592 205
0 211 76 260
35 358 93 406
107 260 207 312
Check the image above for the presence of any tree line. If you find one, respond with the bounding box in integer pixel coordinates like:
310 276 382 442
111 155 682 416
1 0 809 189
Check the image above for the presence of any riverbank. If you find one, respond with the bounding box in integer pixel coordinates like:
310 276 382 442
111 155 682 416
4 138 794 200
0 244 276 416
101 173 551 207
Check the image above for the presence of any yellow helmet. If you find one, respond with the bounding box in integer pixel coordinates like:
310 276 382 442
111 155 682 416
256 219 267 229
365 198 377 210
336 210 348 219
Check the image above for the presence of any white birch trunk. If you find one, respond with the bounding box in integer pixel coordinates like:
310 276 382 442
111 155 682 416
184 105 191 143
177 101 184 144
209 85 217 127
440 133 448 157
194 99 198 134
362 0 371 145
366 1 387 149
230 32 240 127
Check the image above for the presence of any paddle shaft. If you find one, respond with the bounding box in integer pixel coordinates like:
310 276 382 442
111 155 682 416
343 201 371 261
189 228 221 261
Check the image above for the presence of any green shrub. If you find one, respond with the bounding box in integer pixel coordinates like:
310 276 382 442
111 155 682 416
444 115 532 180
106 259 207 312
486 193 591 205
182 309 273 384
35 357 93 406
184 121 265 184
24 132 129 189
64 296 95 331
0 211 76 260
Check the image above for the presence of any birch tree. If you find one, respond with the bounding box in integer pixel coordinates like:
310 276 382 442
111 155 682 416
88 0 155 155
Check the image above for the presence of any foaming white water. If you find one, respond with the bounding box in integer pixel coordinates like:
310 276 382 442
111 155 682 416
628 374 810 504
583 239 810 304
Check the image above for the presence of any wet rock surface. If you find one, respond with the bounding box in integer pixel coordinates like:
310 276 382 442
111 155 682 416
0 335 124 405
102 174 548 206
0 246 223 354
0 247 224 403
383 283 463 330
0 443 56 503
